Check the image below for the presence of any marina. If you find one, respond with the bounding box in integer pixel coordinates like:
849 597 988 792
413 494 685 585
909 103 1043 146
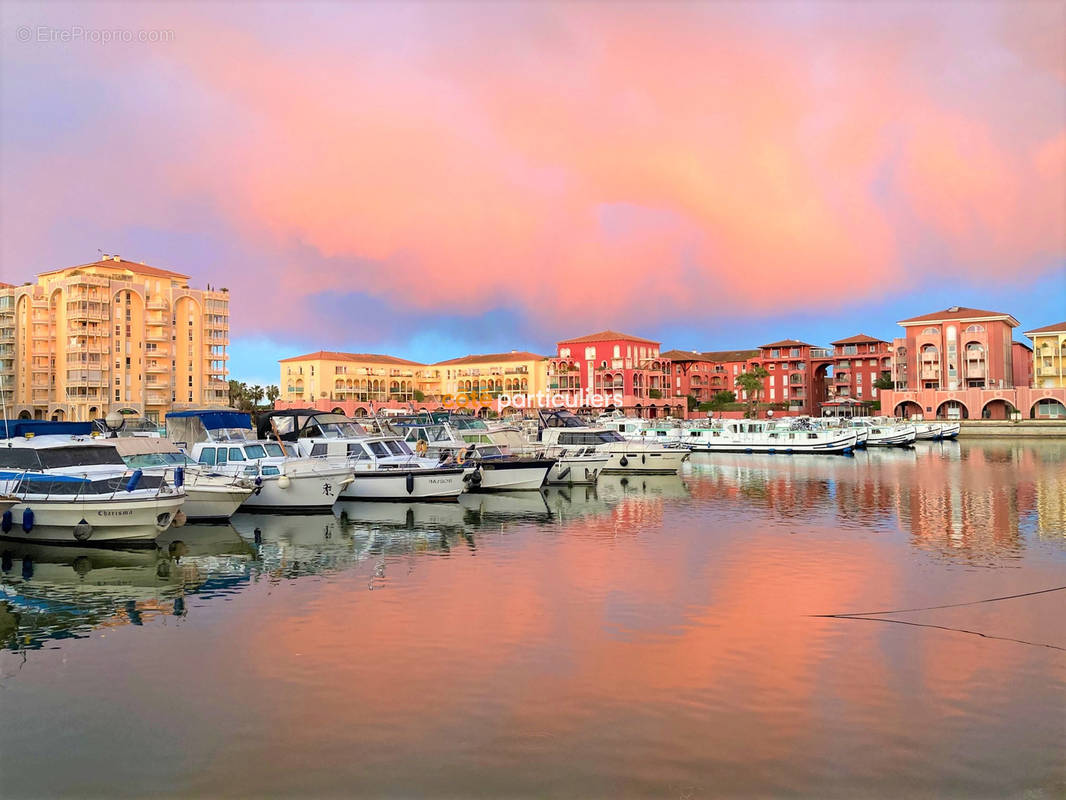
1 440 1062 797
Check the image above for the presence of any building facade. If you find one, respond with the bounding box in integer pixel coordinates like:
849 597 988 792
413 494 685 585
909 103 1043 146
550 330 681 417
881 307 1066 419
0 256 228 422
435 351 549 408
279 351 427 412
756 339 834 415
826 334 892 403
1026 322 1066 389
661 349 761 404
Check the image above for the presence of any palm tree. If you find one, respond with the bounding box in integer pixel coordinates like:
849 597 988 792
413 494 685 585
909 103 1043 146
735 366 769 418
266 385 280 407
249 385 265 410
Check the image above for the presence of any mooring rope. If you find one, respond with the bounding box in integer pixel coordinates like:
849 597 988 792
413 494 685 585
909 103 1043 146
810 584 1066 619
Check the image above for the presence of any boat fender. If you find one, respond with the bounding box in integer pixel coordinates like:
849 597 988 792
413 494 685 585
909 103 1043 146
174 466 184 489
173 510 187 528
254 476 262 486
456 450 466 466
469 469 482 485
125 469 143 493
278 475 291 489
21 507 34 533
641 454 646 465
73 518 93 542
1 510 11 533
557 466 571 481
253 527 262 544
619 456 629 467
405 472 415 494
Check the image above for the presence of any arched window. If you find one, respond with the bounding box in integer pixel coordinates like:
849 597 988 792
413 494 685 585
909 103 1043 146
964 324 984 333
921 327 939 335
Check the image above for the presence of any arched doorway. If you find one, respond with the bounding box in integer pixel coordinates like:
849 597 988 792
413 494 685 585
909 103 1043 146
331 407 345 415
51 409 65 421
981 399 1015 420
88 406 99 418
353 407 368 417
17 410 31 420
936 400 969 420
894 400 924 419
1031 398 1066 419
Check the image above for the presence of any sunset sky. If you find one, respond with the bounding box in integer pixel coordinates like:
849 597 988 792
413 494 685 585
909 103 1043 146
2 0 1063 384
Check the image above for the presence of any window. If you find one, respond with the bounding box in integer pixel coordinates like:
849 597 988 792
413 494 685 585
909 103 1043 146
228 448 246 462
199 448 216 465
965 324 984 333
584 347 596 360
922 327 939 336
613 345 621 358
244 445 267 459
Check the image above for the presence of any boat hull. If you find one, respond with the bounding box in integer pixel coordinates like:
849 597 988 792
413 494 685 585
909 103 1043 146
338 467 467 502
546 456 609 484
469 459 553 491
602 447 688 474
181 484 255 521
240 468 352 513
688 437 856 455
0 495 184 545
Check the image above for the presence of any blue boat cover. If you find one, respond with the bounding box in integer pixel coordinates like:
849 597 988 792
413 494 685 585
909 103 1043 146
0 471 89 483
0 420 93 439
165 410 251 430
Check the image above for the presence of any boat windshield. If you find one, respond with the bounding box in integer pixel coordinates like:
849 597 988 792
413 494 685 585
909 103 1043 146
539 409 588 428
264 443 286 457
404 425 452 443
316 421 365 438
384 440 412 456
450 417 488 430
124 452 196 468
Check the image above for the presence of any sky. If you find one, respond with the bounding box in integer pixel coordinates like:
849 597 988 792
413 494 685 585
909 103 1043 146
1 1 1063 385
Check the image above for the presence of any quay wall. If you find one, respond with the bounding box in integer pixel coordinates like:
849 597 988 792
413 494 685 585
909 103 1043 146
957 420 1066 438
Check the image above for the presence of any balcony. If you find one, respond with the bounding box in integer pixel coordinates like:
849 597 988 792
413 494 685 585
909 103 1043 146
834 373 850 384
920 364 940 380
65 371 106 387
146 330 171 342
146 362 171 373
1039 366 1062 376
965 363 986 379
147 297 169 310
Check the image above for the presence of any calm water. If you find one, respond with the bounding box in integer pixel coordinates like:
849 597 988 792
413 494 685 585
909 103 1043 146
1 441 1064 799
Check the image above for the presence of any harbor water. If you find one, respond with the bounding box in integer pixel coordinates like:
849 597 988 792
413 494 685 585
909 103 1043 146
1 441 1063 798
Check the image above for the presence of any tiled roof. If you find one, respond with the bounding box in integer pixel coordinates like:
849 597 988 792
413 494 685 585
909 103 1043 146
661 348 760 362
898 306 1019 326
558 329 660 345
434 351 548 366
830 333 888 346
39 257 190 281
279 350 425 366
760 339 816 349
1024 321 1066 336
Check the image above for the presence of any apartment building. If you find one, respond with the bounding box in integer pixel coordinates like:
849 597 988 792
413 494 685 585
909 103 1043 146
1026 322 1066 389
279 351 426 411
661 349 761 403
1 256 229 422
435 351 549 405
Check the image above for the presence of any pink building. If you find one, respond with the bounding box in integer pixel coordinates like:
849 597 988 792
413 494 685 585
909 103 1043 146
880 306 1066 419
551 330 682 417
757 339 834 415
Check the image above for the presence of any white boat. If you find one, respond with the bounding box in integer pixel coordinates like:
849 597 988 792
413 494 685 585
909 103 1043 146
847 417 917 446
167 410 354 513
914 421 961 441
257 410 471 501
683 419 858 454
544 447 610 484
388 414 554 491
0 435 183 545
535 410 689 474
112 437 254 521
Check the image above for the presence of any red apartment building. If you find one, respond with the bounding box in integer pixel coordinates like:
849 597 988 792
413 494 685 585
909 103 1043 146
757 339 834 415
825 334 893 404
550 330 682 417
661 349 761 404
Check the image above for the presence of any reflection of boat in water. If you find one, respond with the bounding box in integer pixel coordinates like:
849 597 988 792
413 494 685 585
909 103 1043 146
596 473 690 500
542 474 690 521
336 500 471 531
458 490 552 522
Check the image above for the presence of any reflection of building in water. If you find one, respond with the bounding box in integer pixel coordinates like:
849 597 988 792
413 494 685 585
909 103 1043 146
1032 452 1066 540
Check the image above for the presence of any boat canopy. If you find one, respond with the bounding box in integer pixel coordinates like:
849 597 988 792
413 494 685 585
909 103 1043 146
256 409 366 441
166 410 252 445
0 421 93 440
538 409 589 428
0 445 125 470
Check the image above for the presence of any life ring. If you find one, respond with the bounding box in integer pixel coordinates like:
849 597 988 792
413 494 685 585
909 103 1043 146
456 449 466 465
415 439 429 457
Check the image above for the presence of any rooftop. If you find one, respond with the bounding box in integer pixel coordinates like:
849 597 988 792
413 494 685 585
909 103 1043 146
760 339 816 349
830 333 888 346
898 306 1019 326
434 351 548 366
661 348 760 363
1024 321 1066 337
279 350 426 366
38 256 190 281
558 329 660 345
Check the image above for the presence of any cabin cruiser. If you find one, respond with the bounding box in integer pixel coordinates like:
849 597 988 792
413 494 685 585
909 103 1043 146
112 437 255 521
387 414 555 491
683 418 858 454
257 410 471 501
845 417 917 447
597 415 689 446
167 410 354 514
535 409 689 475
0 435 184 544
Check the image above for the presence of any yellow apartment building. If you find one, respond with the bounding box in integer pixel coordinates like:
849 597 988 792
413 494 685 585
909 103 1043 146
280 351 427 408
0 255 229 423
434 351 549 401
1026 322 1066 388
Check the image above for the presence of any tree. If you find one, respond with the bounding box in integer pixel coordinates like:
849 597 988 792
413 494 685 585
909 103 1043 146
648 389 663 399
686 394 699 412
735 366 769 418
266 385 280 406
873 371 894 391
709 390 736 410
413 389 425 403
228 379 246 407
249 385 265 409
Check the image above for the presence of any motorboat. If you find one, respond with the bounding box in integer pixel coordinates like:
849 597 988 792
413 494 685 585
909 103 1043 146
846 417 918 446
167 410 354 513
0 434 184 545
112 437 255 521
535 409 689 474
387 414 554 491
682 418 858 454
257 409 471 501
913 421 961 441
